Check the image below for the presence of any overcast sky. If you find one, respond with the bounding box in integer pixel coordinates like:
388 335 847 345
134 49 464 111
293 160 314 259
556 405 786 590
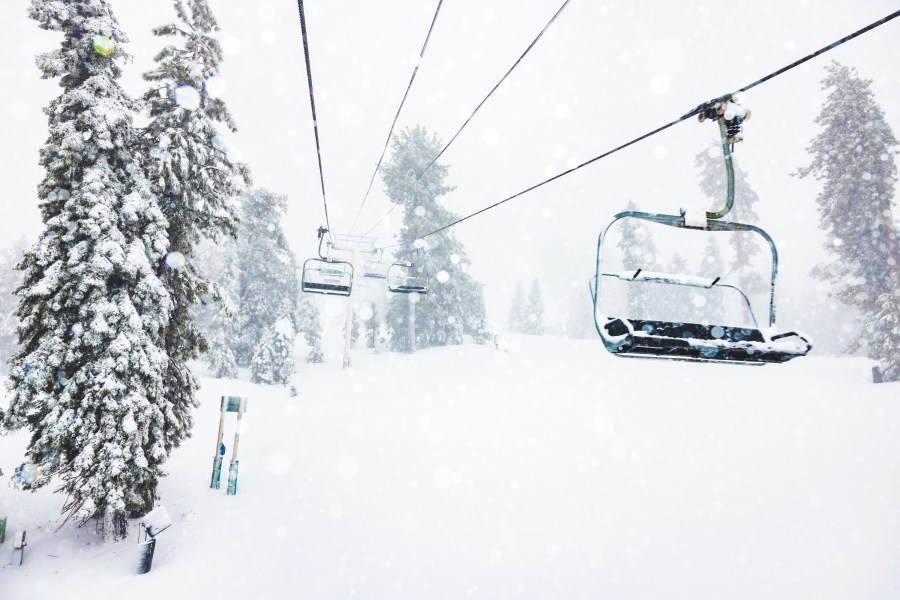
1 0 898 343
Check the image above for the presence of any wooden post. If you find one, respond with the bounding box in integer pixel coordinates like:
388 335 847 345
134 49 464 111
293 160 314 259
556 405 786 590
407 294 416 353
210 397 226 488
343 247 357 368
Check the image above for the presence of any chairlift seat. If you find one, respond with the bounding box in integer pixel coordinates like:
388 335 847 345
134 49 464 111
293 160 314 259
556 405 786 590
303 281 352 294
599 316 811 364
302 257 353 296
388 264 428 294
391 284 429 294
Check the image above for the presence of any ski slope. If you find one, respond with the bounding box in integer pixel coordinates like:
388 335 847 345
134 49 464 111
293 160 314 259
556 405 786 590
1 336 899 599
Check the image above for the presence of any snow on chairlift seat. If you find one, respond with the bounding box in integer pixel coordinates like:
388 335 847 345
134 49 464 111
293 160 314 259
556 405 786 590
598 315 811 364
594 270 811 364
302 258 353 296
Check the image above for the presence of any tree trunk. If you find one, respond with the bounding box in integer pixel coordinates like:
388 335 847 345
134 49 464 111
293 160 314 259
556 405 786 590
103 507 128 542
407 298 416 354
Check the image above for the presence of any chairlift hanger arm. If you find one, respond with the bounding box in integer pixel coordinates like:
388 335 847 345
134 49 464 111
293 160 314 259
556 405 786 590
316 226 331 260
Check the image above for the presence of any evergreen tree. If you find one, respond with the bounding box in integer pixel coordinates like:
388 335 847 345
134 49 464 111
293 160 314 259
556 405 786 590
524 278 545 335
205 301 238 378
508 282 527 333
699 237 724 276
662 252 696 322
250 315 295 385
797 62 900 371
696 141 766 297
471 316 491 344
365 305 378 349
2 1 171 540
192 238 239 378
349 311 360 347
382 127 486 352
866 273 900 381
566 285 596 339
618 201 658 319
139 0 249 452
235 189 298 365
668 253 688 274
0 239 28 371
297 292 323 363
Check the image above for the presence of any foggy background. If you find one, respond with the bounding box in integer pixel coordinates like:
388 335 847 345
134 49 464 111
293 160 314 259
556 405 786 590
2 0 899 352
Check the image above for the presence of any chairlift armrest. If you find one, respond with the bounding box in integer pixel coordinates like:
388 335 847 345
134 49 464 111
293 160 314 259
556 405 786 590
770 331 812 351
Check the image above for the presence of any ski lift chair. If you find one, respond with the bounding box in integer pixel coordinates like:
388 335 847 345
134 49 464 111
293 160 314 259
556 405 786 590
363 251 388 279
388 262 428 294
301 227 354 296
589 98 811 365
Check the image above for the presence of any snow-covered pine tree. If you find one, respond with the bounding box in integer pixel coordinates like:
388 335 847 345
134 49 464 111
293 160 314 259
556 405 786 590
696 142 766 297
566 287 596 339
669 253 688 275
696 235 732 325
349 311 360 347
866 273 900 381
617 201 658 319
297 293 323 363
382 126 486 352
205 300 237 378
250 313 295 385
192 238 240 378
139 0 249 451
662 252 695 322
471 315 491 344
235 189 298 365
2 0 172 540
365 305 378 349
699 237 724 276
524 278 545 335
0 239 28 371
508 282 527 333
797 62 900 372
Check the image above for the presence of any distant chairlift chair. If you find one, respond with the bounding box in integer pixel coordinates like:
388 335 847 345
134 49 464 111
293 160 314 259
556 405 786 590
363 250 389 279
589 97 811 365
301 227 354 296
388 256 428 294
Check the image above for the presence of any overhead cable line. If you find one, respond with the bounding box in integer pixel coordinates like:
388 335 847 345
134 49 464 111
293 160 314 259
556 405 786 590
347 0 445 235
362 0 572 237
296 0 332 236
377 7 900 250
416 0 572 180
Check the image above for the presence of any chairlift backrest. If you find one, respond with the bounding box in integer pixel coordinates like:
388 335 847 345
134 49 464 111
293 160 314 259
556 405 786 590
363 257 388 279
301 227 356 296
302 257 353 296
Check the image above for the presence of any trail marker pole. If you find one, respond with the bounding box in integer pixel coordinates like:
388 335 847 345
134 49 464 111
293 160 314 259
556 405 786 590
209 396 247 495
11 530 25 566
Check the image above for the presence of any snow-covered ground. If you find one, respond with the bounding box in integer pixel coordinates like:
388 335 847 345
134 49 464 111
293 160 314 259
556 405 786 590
1 336 899 599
